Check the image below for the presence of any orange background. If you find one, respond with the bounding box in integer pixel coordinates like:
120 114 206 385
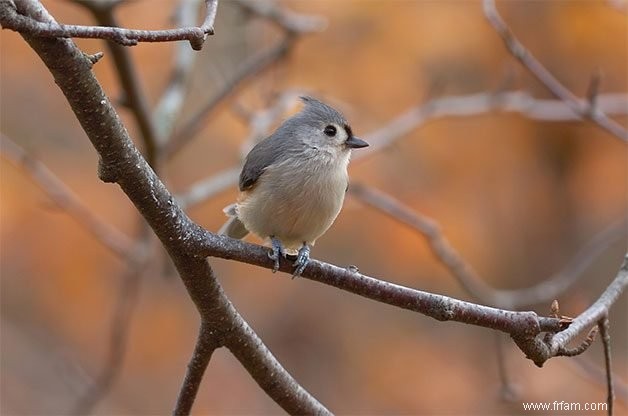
1 0 627 414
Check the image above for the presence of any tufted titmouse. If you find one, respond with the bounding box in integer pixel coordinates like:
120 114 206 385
219 96 368 276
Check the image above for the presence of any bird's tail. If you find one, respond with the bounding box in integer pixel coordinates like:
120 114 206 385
218 203 249 239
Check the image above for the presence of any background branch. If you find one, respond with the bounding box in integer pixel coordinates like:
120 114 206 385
483 0 628 142
0 133 136 260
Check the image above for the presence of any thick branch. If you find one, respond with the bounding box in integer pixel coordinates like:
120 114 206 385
196 233 562 334
1 0 218 50
74 0 160 166
8 1 328 413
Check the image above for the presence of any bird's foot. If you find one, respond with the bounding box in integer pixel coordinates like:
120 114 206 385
292 243 310 278
268 237 285 273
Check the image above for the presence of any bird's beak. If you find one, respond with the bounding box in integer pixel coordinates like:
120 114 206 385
345 136 369 149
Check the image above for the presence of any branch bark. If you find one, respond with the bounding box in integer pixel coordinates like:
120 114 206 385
5 1 329 413
0 0 218 50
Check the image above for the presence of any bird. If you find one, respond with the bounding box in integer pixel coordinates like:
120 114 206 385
219 96 368 276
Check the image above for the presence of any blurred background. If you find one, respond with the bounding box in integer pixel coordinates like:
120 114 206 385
1 0 627 414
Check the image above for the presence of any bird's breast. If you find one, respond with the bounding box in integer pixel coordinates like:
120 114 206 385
237 154 350 250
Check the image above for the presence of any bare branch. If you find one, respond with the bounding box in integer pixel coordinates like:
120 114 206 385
177 90 628 209
177 166 240 208
154 0 202 141
1 0 218 50
9 2 328 412
482 0 628 142
72 257 144 414
233 0 326 34
163 3 324 160
176 91 303 208
0 133 136 260
174 323 219 416
571 357 628 404
357 91 628 162
349 183 625 309
556 326 598 357
164 38 293 159
73 0 159 166
494 333 519 402
547 259 627 352
197 233 564 334
599 318 614 416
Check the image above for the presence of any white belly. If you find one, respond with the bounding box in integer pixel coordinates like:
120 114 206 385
237 156 349 252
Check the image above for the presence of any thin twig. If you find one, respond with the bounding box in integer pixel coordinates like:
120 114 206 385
233 0 326 34
163 2 324 160
177 166 240 208
599 317 614 416
164 37 294 159
154 0 202 141
482 0 628 142
571 357 628 404
176 91 302 208
0 133 136 260
72 255 145 414
556 326 598 357
494 333 519 402
542 258 627 364
1 0 218 50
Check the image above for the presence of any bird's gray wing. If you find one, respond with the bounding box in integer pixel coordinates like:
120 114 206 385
239 134 283 191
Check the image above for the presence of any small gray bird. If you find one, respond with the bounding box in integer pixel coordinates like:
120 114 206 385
219 96 368 276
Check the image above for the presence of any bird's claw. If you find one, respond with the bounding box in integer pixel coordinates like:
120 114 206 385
268 237 284 273
292 244 310 278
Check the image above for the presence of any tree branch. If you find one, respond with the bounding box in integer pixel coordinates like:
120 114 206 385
6 1 328 413
482 0 628 142
154 0 202 141
174 322 219 416
72 0 160 167
163 37 294 160
72 251 145 414
0 0 218 50
358 91 628 162
0 133 136 260
176 90 628 209
349 183 626 309
599 318 614 416
163 2 324 160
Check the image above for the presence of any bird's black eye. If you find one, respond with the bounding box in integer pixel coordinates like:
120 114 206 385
324 125 337 137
